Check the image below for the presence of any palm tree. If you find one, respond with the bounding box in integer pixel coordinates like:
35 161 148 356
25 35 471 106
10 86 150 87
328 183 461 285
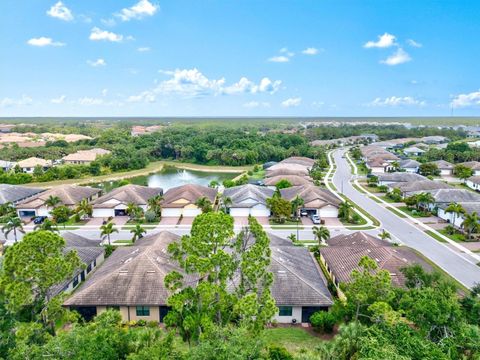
379 229 391 241
34 218 59 233
220 195 232 213
195 196 213 213
1 216 25 242
209 180 220 189
416 192 435 212
445 202 465 228
291 196 305 217
338 201 353 222
0 202 15 217
130 224 146 243
100 221 118 245
75 198 93 219
462 212 479 240
287 233 297 243
147 194 163 216
44 195 61 208
126 202 140 220
313 225 330 246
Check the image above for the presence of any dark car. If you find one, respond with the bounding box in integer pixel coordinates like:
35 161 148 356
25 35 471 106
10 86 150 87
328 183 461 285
33 216 47 224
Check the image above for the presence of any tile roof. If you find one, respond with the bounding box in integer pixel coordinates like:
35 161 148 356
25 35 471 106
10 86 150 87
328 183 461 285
459 161 480 171
17 157 50 168
266 167 310 178
399 159 420 168
162 184 217 208
223 184 274 208
321 231 430 287
280 185 340 208
92 184 162 209
63 148 110 162
430 160 454 170
389 180 452 194
263 175 313 187
16 185 101 209
425 188 480 203
0 184 44 204
468 176 480 185
378 173 426 183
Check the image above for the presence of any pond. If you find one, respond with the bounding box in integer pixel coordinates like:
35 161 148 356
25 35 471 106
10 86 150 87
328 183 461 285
93 166 237 192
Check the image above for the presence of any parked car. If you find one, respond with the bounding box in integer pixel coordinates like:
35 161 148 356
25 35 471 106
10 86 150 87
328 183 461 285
33 216 47 224
311 214 321 224
300 210 308 217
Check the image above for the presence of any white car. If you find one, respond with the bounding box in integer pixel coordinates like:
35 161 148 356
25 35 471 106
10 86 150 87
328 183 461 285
311 215 321 224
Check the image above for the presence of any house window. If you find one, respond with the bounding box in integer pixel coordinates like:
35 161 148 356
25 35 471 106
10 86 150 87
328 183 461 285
136 306 150 317
278 306 293 316
72 276 79 288
87 263 92 273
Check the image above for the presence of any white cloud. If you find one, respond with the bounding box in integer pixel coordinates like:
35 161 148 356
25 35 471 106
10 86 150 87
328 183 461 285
0 95 33 108
368 96 425 107
101 18 116 27
279 47 294 57
451 90 480 108
102 89 108 96
137 47 151 52
281 97 302 108
129 68 281 102
89 27 123 42
407 39 422 48
268 55 290 63
380 48 411 66
116 0 159 21
302 47 319 55
27 37 65 47
77 97 105 106
364 33 397 48
46 1 73 21
243 101 270 108
87 58 107 67
51 95 66 104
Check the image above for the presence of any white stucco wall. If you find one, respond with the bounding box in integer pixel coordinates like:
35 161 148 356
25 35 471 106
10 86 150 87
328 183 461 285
92 208 114 218
273 306 302 324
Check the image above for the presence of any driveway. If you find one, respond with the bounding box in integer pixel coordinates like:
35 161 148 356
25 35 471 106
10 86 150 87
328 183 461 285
234 217 249 227
332 149 480 289
159 217 179 226
180 216 195 225
86 217 105 226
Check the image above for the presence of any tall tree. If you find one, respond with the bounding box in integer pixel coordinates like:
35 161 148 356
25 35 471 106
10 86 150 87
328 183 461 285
338 201 354 222
44 195 61 209
379 229 391 241
147 194 163 217
462 212 479 240
100 221 118 245
313 225 330 246
1 216 25 242
0 230 81 333
75 198 93 218
445 202 465 228
290 196 305 217
130 224 146 243
194 196 213 213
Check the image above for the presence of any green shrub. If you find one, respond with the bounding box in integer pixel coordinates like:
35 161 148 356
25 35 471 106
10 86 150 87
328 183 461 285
103 244 115 258
310 311 336 333
144 210 157 223
267 345 293 360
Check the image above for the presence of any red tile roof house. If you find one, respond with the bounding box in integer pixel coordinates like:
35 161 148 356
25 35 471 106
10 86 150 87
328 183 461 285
91 184 163 218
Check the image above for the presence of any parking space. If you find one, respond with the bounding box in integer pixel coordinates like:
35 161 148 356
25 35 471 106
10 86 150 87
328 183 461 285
179 216 195 225
301 217 313 225
323 218 343 227
159 217 179 226
256 217 270 225
86 217 105 226
234 217 249 227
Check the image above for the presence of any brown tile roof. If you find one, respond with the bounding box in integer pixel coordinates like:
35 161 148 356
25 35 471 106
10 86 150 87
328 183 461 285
63 148 110 162
266 167 310 178
17 157 51 168
321 231 430 287
459 161 480 171
16 185 101 209
280 185 340 209
92 184 162 208
264 175 313 187
278 157 315 167
162 184 217 208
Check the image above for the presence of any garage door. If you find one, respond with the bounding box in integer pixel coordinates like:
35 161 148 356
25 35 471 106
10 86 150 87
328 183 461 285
250 205 270 217
319 205 339 218
162 208 182 217
230 208 251 217
19 210 36 217
183 208 202 217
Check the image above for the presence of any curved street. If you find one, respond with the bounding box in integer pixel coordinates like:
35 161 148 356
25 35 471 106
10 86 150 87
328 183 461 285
332 148 480 289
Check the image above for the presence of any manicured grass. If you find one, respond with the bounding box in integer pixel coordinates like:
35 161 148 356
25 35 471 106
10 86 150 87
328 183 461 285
113 240 133 245
438 229 467 242
263 327 321 354
248 169 265 180
397 206 431 218
425 230 447 243
346 225 377 230
369 196 382 203
379 195 397 203
386 206 407 218
352 183 367 194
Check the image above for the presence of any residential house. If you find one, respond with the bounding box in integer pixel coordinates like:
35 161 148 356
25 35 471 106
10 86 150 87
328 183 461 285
92 184 163 218
459 161 480 176
62 148 111 165
264 175 313 188
51 232 105 296
280 185 340 218
319 231 430 297
161 184 217 217
365 157 396 174
16 185 101 218
421 136 448 144
223 184 273 217
403 146 425 156
437 202 480 228
398 159 420 173
466 176 480 191
430 160 455 176
0 184 44 205
377 173 427 186
64 231 333 324
266 166 310 178
0 160 16 172
416 188 480 211
388 180 452 197
17 157 51 173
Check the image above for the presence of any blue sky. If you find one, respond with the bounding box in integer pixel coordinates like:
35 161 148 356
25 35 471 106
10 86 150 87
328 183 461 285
1 0 480 117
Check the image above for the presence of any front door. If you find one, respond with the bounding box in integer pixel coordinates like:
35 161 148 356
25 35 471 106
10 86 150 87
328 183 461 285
301 306 328 323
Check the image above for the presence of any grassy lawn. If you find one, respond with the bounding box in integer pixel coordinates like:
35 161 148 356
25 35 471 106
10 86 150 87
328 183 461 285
379 195 397 203
263 327 323 354
248 169 266 180
386 206 407 218
352 183 367 194
269 219 305 230
113 240 133 245
438 229 467 242
397 206 431 218
425 230 447 243
346 225 377 230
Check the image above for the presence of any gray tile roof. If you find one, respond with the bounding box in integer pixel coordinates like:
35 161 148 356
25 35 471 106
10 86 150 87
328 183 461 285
280 185 340 209
389 180 452 194
399 159 420 169
223 184 274 208
430 160 454 170
92 184 162 209
378 173 426 183
438 202 480 215
16 185 101 209
424 189 480 203
459 161 480 170
321 231 430 287
0 184 44 204
278 157 315 167
264 175 313 187
403 146 425 153
468 176 480 185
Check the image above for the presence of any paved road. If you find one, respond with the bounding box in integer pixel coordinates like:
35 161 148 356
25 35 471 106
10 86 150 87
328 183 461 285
332 149 480 289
